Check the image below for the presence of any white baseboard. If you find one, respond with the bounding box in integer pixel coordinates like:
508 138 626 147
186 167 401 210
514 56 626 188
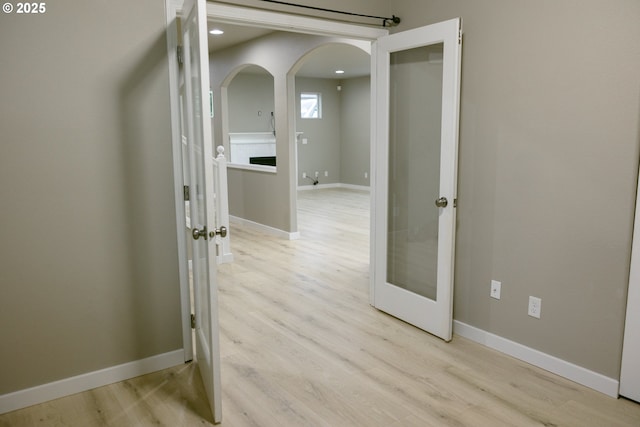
338 183 371 192
230 215 300 240
453 320 620 398
0 350 185 415
217 253 235 264
298 183 340 191
298 183 370 192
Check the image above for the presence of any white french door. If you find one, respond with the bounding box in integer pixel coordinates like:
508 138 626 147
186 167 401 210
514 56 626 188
181 0 223 422
372 19 462 342
620 171 640 402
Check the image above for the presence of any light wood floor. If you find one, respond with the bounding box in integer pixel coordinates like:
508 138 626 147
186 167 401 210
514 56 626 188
2 188 640 426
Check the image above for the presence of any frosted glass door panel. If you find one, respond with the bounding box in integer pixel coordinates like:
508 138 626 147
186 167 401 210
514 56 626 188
373 18 461 341
387 43 443 301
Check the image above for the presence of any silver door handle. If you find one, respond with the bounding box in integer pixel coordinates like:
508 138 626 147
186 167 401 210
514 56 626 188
192 226 208 240
435 197 448 208
209 226 228 239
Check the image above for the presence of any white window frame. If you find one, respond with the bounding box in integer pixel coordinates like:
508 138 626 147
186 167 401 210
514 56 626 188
300 92 322 119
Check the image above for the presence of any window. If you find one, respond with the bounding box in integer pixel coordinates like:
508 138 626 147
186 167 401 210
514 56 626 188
300 92 322 119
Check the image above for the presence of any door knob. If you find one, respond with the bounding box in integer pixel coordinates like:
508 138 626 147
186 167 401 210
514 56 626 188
435 197 448 208
192 226 208 240
209 226 228 239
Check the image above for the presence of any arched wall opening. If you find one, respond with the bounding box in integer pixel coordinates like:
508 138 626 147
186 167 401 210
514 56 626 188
209 30 371 235
222 65 277 169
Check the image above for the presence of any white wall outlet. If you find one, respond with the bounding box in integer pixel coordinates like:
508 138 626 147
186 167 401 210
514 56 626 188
302 138 308 145
490 280 501 300
315 171 319 178
324 171 328 177
302 172 307 179
364 172 368 179
528 296 542 319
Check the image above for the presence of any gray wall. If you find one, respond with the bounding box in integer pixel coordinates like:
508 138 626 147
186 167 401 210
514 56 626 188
392 0 640 379
340 76 371 187
229 74 371 188
0 0 181 394
296 77 342 186
228 71 275 133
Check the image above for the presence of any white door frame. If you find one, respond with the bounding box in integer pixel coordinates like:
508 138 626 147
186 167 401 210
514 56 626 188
620 174 640 401
166 0 388 360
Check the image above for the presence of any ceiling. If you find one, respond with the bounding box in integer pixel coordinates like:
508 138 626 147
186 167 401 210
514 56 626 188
207 22 273 52
207 22 371 79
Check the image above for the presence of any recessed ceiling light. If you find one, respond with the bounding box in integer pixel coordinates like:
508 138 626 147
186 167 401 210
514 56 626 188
209 29 224 35
335 70 345 74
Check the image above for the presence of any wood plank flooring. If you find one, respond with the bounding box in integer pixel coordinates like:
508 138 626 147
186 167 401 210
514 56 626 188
2 188 640 426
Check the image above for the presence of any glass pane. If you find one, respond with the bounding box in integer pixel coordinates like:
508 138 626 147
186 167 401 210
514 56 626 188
300 92 321 118
386 43 444 301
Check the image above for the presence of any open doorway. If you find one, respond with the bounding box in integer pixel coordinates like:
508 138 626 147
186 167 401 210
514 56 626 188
289 43 373 300
207 23 373 234
205 4 384 238
292 43 371 194
207 25 374 292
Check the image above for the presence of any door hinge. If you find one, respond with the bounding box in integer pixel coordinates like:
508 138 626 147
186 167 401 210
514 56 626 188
183 185 190 201
177 45 184 65
458 29 463 45
190 313 196 329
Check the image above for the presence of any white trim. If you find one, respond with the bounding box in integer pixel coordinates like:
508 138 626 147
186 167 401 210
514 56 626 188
619 161 640 401
298 183 339 191
218 253 235 264
0 350 184 415
369 43 378 307
453 321 620 398
337 183 370 192
230 215 300 240
297 183 370 192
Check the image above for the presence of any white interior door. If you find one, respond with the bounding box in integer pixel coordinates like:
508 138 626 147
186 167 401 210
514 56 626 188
372 19 462 342
181 0 223 422
620 178 640 402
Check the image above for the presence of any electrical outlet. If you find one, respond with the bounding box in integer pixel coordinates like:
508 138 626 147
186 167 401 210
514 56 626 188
302 172 307 179
324 171 328 177
364 172 368 179
528 296 542 319
490 280 501 300
315 171 319 178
